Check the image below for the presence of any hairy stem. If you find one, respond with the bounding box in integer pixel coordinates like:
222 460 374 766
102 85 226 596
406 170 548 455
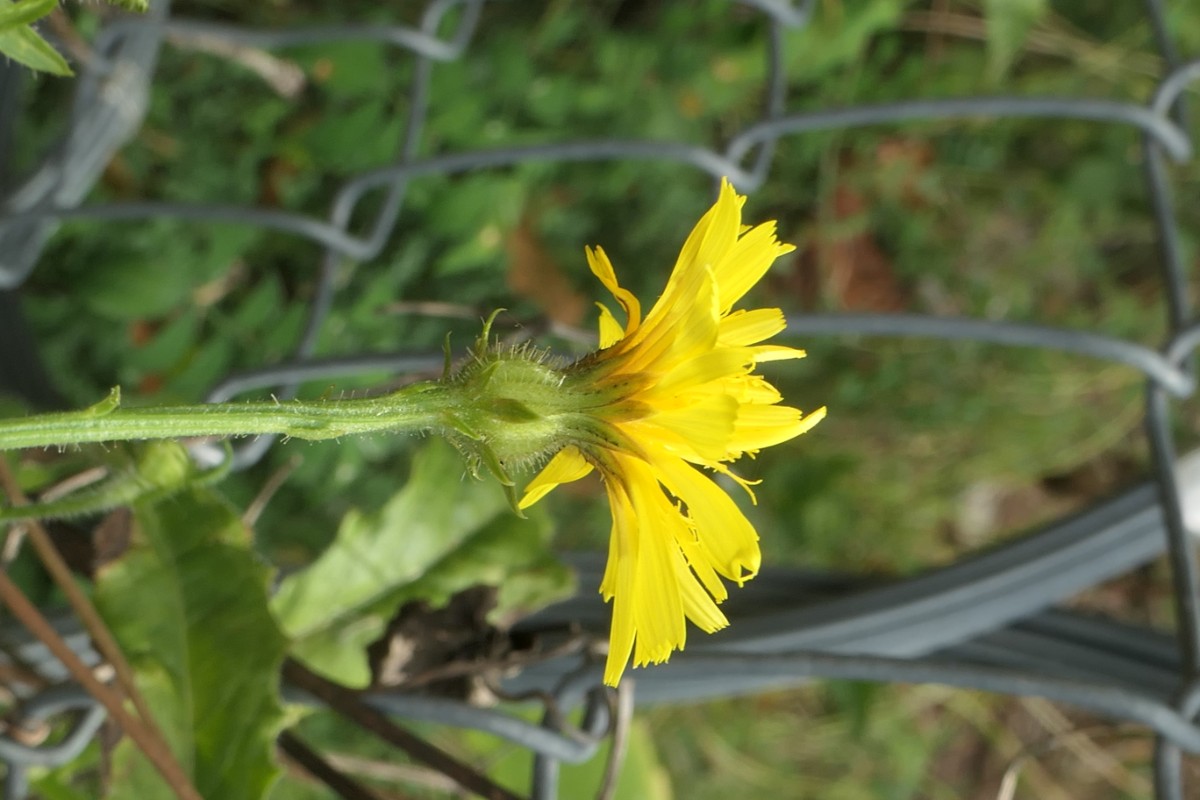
0 384 453 451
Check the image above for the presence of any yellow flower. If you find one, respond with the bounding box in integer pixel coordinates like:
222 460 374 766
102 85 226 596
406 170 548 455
518 178 826 686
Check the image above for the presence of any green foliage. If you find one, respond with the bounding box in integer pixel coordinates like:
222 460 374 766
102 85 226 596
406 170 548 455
784 0 907 84
0 0 53 27
0 440 229 523
983 0 1050 79
30 742 104 799
94 487 287 800
0 0 71 76
458 713 674 800
10 0 1200 796
272 439 573 687
558 720 675 800
0 0 148 76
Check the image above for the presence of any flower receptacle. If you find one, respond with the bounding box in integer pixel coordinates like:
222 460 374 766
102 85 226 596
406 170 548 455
436 342 588 494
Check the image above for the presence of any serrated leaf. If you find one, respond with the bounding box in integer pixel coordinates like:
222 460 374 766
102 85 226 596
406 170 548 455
0 0 56 32
983 0 1048 80
0 23 72 76
95 487 287 800
272 439 573 687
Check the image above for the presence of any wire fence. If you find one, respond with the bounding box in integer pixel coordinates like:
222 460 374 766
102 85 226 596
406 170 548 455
1 0 1199 797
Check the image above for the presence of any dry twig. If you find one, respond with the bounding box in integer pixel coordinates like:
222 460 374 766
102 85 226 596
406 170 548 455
0 459 200 799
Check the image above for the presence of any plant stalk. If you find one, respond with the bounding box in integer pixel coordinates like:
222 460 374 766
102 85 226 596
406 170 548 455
0 385 453 451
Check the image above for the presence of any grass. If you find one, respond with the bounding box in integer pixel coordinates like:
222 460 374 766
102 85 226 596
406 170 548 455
8 0 1200 797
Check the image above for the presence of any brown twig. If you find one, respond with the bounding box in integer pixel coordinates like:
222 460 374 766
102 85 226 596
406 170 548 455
0 519 27 568
279 730 395 800
899 9 1161 79
45 7 94 67
0 571 202 800
996 700 1152 800
165 31 306 98
0 461 166 755
0 657 49 695
324 752 459 794
283 659 524 800
37 465 110 502
994 724 1151 800
399 631 586 690
382 300 482 320
242 454 300 528
595 681 632 800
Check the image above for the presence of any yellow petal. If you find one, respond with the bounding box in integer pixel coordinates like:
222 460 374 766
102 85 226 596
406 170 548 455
651 456 761 586
570 177 821 685
645 392 737 461
618 419 731 478
626 257 719 375
599 509 621 601
664 264 722 361
718 308 787 347
653 347 750 397
638 272 735 386
602 475 643 685
686 181 741 275
603 546 637 685
669 184 731 275
677 558 729 634
604 592 635 686
587 246 641 333
723 373 783 404
623 459 685 666
714 222 795 313
648 179 743 324
669 517 730 604
730 404 826 453
518 446 594 510
751 343 807 363
596 302 625 349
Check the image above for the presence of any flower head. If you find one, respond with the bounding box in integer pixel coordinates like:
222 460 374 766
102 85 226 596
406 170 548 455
519 178 825 685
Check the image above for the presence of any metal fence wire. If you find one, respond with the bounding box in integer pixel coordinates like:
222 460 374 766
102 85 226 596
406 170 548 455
2 0 1200 797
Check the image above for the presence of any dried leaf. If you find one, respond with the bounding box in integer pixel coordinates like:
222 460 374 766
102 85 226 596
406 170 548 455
506 217 587 326
824 184 908 312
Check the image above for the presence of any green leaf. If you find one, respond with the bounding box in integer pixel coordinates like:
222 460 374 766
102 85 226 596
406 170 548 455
272 439 573 687
0 22 72 76
29 741 103 800
95 487 287 800
0 441 230 524
785 0 904 82
983 0 1048 79
0 0 56 31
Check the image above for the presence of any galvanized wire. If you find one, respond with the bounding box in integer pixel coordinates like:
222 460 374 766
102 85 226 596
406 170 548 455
1 1 1200 798
0 683 108 800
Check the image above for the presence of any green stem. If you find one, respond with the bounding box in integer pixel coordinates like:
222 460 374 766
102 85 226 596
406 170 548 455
0 384 455 452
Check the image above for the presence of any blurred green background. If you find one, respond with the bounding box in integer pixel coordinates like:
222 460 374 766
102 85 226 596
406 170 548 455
9 0 1200 797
